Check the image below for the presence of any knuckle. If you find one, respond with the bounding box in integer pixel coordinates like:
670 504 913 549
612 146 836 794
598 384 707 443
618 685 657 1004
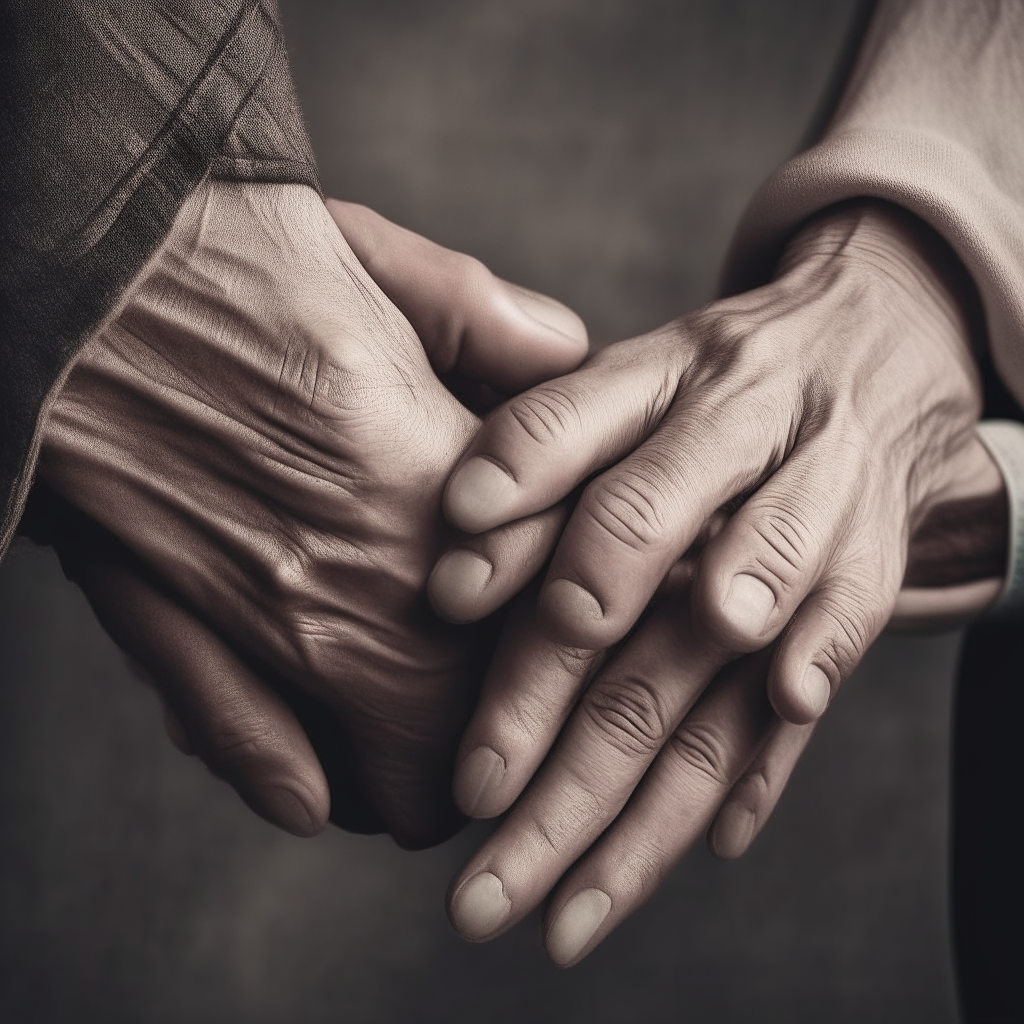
550 642 600 680
454 252 493 292
812 583 882 677
691 308 776 365
667 721 733 788
581 464 673 552
524 775 607 856
285 617 340 682
501 688 559 743
504 385 583 446
494 647 597 744
259 528 346 682
448 254 499 322
630 838 673 893
203 713 276 768
260 527 319 607
584 675 673 756
744 502 821 589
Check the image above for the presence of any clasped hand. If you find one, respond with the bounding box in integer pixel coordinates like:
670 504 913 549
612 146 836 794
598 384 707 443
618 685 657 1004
431 202 1006 964
37 189 1007 967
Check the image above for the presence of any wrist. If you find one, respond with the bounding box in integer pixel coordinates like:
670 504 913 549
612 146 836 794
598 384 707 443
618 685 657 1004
777 201 979 355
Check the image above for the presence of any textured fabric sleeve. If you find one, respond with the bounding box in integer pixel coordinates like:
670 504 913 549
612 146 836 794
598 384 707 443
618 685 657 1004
976 420 1024 616
720 0 1024 405
0 1 319 557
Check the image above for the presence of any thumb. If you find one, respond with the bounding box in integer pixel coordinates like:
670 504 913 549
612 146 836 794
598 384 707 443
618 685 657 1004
326 200 588 394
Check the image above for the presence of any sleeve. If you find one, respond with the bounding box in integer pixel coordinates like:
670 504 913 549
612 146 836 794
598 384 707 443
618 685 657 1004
720 0 1024 405
0 1 320 557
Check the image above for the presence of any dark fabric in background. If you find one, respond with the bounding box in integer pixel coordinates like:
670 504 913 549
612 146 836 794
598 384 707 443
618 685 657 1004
0 2 962 1020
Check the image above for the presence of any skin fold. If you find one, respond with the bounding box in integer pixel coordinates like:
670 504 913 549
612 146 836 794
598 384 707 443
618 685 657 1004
432 201 1008 964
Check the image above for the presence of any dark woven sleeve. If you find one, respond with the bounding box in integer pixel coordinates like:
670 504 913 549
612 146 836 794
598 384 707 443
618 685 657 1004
0 0 320 556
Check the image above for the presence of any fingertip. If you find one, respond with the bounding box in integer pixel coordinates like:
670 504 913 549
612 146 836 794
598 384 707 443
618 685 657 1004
247 780 329 838
443 457 519 534
448 871 512 941
697 570 778 652
544 888 612 967
769 661 831 725
537 578 609 650
428 549 494 623
708 802 756 860
506 282 588 350
452 744 509 819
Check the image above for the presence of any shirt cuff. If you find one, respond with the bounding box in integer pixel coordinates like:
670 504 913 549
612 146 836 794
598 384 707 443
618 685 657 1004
976 419 1024 620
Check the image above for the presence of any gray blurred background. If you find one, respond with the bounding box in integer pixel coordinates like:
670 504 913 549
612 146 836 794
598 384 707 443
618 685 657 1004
0 2 962 1021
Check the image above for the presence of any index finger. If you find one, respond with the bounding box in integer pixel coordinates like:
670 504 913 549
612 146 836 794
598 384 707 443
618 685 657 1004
448 590 731 943
441 328 689 535
542 650 775 966
451 584 605 820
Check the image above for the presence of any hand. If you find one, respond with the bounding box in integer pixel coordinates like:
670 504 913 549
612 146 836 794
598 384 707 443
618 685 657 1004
36 182 587 846
432 201 999 958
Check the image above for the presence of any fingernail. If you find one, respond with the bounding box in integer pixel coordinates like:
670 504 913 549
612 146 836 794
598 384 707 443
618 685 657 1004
723 574 775 637
257 784 322 838
539 579 604 646
449 871 512 941
429 550 493 623
710 803 756 860
445 458 518 534
546 888 612 966
510 285 587 345
453 745 507 818
800 664 831 718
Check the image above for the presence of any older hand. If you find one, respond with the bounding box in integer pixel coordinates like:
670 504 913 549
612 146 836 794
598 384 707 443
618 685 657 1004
434 201 1002 960
36 182 587 846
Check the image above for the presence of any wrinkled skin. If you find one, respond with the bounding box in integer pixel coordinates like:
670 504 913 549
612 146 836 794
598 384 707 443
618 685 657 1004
38 180 587 847
433 201 1008 963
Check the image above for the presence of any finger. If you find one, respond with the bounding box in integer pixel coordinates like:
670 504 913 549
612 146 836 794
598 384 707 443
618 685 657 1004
336 618 497 851
61 542 332 838
450 585 604 821
539 652 775 967
708 718 815 860
347 712 469 851
326 200 588 393
277 683 385 836
532 389 779 650
767 562 895 724
442 328 691 535
432 465 723 629
690 438 868 664
447 593 728 942
124 656 196 754
450 560 699 822
428 501 570 623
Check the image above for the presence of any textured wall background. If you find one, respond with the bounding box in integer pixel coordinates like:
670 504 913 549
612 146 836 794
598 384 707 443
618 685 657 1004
0 2 961 1021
